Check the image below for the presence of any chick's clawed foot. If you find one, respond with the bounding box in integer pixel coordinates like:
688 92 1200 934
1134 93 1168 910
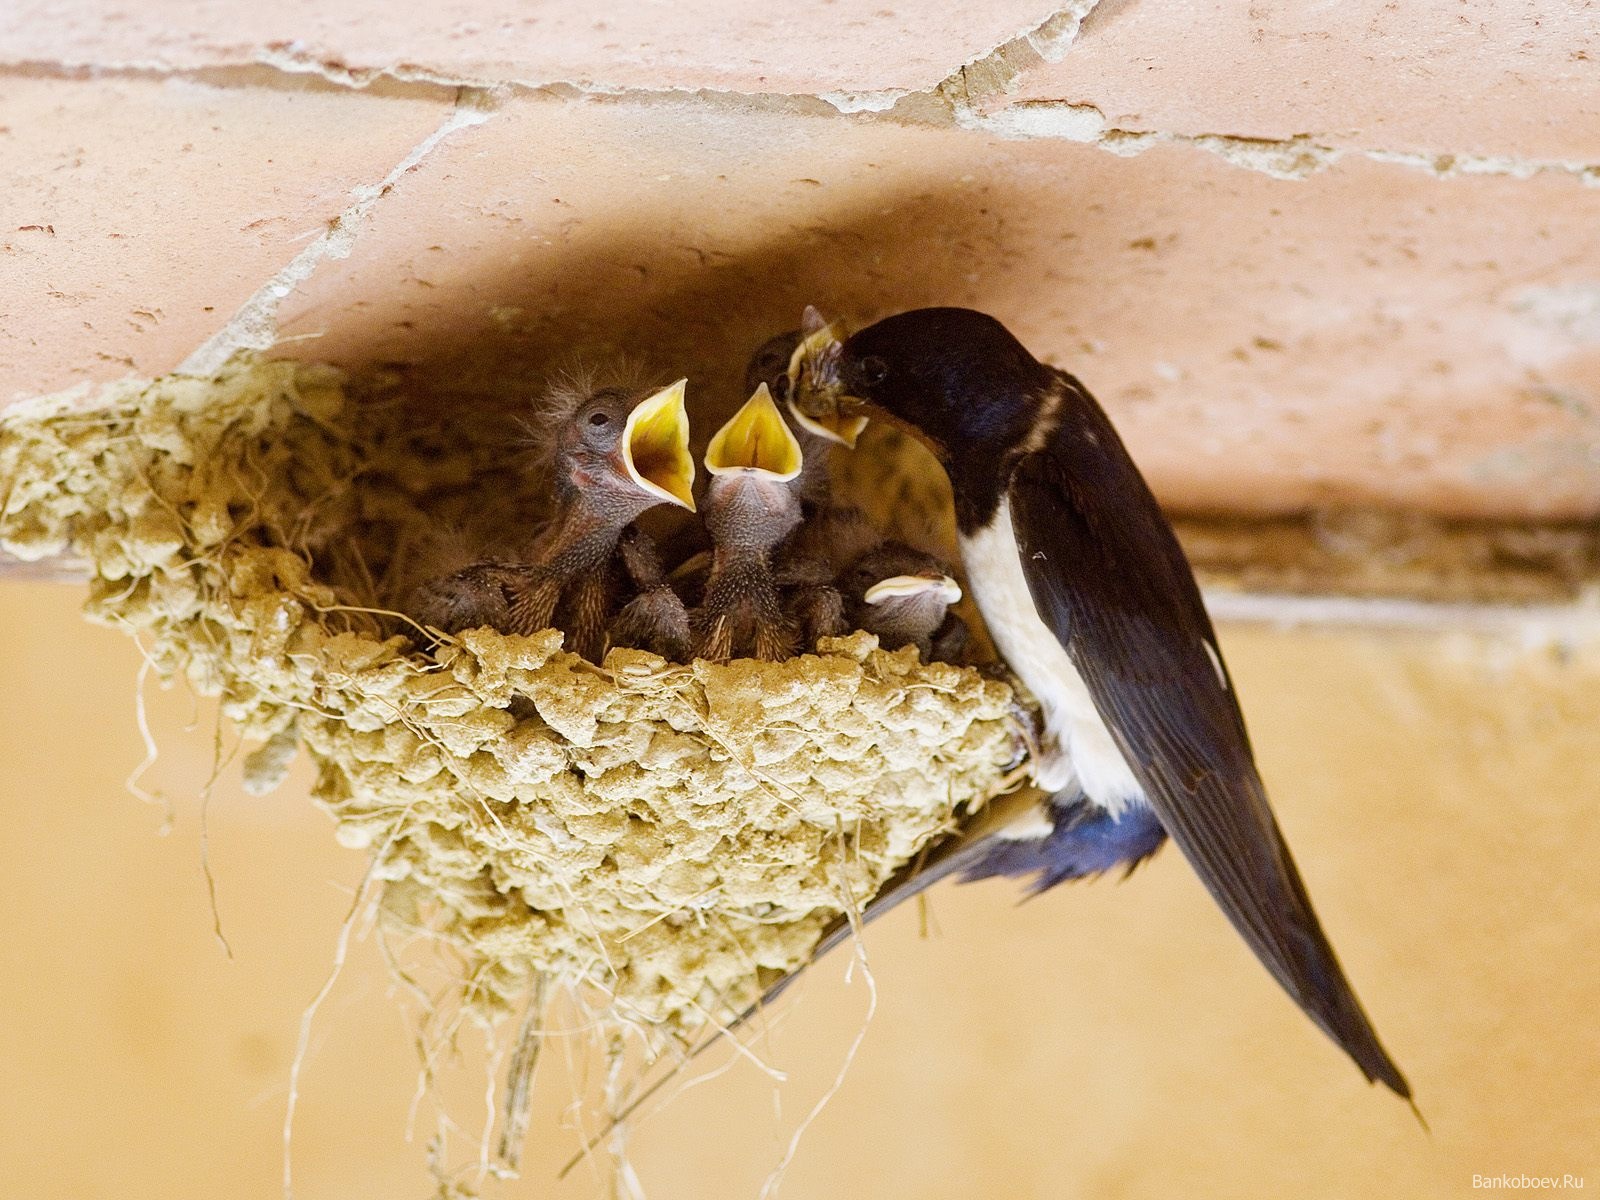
611 589 691 662
607 525 691 662
776 561 849 649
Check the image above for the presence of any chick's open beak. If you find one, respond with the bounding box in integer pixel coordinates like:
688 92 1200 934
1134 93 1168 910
863 574 963 606
622 379 696 510
785 310 869 448
704 384 803 480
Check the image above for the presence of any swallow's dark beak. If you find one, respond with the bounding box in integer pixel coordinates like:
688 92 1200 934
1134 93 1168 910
785 309 869 448
786 395 869 449
621 379 696 510
704 384 803 480
863 573 962 606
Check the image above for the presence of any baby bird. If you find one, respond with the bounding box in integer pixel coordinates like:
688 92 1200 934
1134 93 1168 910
743 309 869 504
743 336 833 513
510 377 696 660
842 542 968 662
408 556 529 635
692 384 805 662
774 307 871 450
410 377 695 662
749 317 888 652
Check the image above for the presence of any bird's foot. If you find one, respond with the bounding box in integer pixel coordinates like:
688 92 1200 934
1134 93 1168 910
609 586 691 663
929 612 970 664
690 602 798 663
785 583 848 648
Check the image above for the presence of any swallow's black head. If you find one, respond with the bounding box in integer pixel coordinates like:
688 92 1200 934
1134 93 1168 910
837 308 1055 464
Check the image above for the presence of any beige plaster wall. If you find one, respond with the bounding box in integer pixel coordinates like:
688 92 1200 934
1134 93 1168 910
3 5 1598 1197
2 579 1595 1198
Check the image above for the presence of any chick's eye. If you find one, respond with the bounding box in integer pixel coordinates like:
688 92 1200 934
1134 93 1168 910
859 356 889 386
587 411 611 428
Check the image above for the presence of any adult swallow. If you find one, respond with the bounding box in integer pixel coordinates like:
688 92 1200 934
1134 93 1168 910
502 377 696 661
791 306 1410 1098
691 384 806 661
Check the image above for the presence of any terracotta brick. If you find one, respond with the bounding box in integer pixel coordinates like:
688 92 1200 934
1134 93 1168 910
0 0 1065 95
271 96 1600 520
999 0 1600 163
0 76 451 402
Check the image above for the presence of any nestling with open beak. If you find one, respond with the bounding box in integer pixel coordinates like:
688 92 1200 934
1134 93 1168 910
691 383 805 662
787 306 1412 1102
750 318 894 650
842 542 968 663
410 376 695 663
510 376 695 661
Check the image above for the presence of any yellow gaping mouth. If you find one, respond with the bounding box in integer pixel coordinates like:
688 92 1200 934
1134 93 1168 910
704 383 804 481
785 307 869 448
863 574 962 606
622 379 696 510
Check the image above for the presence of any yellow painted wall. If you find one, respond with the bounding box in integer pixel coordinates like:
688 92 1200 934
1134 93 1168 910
1 579 1595 1198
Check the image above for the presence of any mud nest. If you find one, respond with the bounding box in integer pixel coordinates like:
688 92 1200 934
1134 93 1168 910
0 358 1019 1039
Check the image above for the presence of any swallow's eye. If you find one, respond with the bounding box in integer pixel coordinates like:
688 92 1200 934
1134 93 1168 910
587 411 611 428
858 356 889 386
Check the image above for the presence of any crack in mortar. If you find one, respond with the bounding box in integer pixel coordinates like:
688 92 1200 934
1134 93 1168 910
387 11 1600 193
816 0 1100 116
0 56 466 101
2 3 1100 110
7 22 1599 190
955 102 1600 187
3 0 1596 393
928 1 1102 116
177 88 497 377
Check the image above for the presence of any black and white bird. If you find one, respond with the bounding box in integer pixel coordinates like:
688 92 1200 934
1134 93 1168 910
790 306 1411 1098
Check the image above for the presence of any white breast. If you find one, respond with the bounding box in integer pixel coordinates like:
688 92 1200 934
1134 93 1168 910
960 499 1144 813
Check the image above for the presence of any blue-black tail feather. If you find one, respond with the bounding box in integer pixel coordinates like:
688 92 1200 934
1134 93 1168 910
753 791 1165 1015
960 796 1168 894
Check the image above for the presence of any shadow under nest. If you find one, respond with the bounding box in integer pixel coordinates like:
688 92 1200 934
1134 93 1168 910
0 352 1021 1043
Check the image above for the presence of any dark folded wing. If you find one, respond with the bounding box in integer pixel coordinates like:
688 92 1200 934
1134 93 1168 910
1007 382 1409 1096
